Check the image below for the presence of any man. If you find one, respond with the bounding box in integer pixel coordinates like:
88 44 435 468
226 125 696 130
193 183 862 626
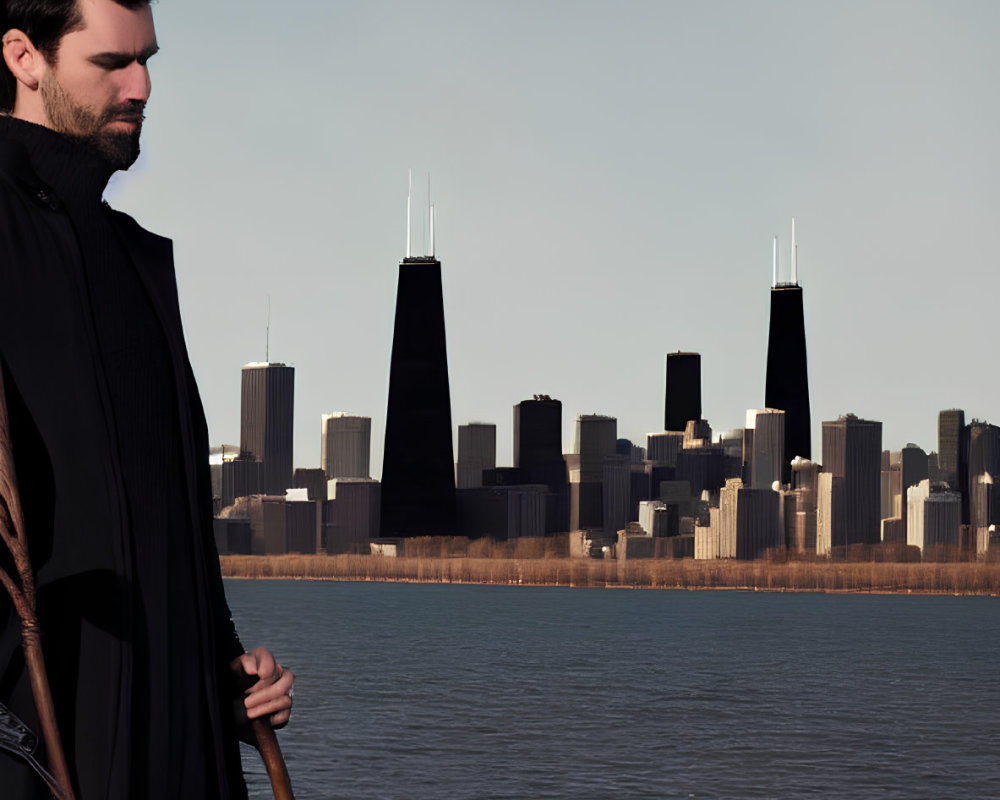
0 1 294 797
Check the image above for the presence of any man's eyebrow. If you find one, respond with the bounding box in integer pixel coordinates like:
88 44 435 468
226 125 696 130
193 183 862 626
88 43 160 67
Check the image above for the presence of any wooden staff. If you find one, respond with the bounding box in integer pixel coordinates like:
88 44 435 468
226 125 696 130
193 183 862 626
252 717 294 800
235 667 295 799
0 368 75 800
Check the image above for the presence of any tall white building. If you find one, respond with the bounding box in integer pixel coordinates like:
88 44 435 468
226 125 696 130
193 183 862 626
321 413 371 479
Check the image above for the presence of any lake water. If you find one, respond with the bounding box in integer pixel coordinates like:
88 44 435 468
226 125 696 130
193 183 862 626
225 580 1000 800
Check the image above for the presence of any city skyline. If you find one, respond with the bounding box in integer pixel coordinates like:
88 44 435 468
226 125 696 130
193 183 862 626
104 1 1000 476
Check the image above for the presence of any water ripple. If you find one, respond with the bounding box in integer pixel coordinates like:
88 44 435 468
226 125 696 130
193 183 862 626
228 581 1000 800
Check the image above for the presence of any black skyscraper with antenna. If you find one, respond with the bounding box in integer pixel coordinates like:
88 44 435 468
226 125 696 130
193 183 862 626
380 176 457 537
765 220 811 484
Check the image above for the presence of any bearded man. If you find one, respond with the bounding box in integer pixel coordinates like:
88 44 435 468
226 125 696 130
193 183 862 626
0 1 294 797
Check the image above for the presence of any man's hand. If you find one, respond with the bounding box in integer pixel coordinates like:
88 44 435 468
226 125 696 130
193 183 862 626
230 647 294 728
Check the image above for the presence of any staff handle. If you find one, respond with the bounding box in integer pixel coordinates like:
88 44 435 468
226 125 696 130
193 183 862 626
233 667 294 800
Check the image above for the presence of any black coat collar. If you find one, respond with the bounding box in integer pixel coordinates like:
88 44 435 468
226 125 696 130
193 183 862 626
0 138 61 210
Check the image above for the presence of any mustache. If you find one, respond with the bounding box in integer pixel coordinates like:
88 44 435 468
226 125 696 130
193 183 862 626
101 101 146 126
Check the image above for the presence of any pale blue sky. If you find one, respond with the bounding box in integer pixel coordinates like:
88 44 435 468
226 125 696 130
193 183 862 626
107 0 1000 477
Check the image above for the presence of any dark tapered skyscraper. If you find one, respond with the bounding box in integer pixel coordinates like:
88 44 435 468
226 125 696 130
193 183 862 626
240 362 295 496
380 256 456 537
664 352 701 432
765 222 811 484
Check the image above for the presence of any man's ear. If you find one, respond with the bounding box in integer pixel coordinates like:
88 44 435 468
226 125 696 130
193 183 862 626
2 30 45 92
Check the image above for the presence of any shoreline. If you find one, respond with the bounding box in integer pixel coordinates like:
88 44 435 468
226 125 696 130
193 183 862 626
222 574 987 598
219 554 1000 597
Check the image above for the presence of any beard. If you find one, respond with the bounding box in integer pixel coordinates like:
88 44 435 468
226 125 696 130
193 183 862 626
40 72 144 170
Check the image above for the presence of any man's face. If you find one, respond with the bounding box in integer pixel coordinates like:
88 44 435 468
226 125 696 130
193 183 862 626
41 0 157 169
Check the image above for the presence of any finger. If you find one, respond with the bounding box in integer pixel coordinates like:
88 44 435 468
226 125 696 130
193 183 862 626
233 653 259 676
244 669 294 708
245 692 292 720
252 647 277 681
270 709 290 729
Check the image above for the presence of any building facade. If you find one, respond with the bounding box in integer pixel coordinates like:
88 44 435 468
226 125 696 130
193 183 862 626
240 362 294 496
664 352 702 433
821 414 882 546
745 408 786 490
514 396 569 533
457 422 497 489
321 413 371 479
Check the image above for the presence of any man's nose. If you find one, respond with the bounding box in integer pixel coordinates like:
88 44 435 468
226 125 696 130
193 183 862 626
121 61 151 103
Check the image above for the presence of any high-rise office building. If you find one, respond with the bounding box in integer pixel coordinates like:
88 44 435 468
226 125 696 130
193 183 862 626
967 420 1000 529
221 455 263 509
380 255 457 537
816 472 844 556
456 423 497 489
821 414 882 546
514 396 569 532
764 222 811 484
938 409 966 491
735 486 781 560
603 455 630 534
321 413 371 479
569 414 617 531
907 480 961 553
900 444 929 494
664 352 701 432
324 478 381 552
646 431 684 467
744 408 786 489
240 362 294 496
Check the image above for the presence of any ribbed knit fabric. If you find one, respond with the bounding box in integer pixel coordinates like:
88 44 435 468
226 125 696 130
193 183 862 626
0 117 223 798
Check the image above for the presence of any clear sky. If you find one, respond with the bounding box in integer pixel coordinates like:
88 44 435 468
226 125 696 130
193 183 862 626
106 0 1000 478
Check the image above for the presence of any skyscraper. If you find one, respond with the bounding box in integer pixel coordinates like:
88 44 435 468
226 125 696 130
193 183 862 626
514 396 569 533
664 352 701 432
967 420 1000 529
907 480 961 553
938 409 966 489
321 413 371 479
456 423 497 489
744 408 786 490
240 362 294 496
765 221 811 484
569 414 617 530
821 414 882 547
380 255 457 537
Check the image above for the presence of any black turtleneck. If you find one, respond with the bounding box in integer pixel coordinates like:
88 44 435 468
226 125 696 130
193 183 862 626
0 117 225 798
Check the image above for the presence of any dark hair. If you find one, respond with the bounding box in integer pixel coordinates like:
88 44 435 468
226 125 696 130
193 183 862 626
1 0 150 112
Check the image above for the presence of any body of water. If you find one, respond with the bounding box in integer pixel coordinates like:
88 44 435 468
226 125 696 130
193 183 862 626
226 580 999 799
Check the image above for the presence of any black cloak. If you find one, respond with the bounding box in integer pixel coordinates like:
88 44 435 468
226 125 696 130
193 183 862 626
0 117 248 798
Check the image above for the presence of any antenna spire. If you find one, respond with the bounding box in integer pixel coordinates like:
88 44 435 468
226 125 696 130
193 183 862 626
265 295 271 362
791 217 798 285
772 235 778 288
425 172 431 256
430 205 436 257
406 169 412 259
